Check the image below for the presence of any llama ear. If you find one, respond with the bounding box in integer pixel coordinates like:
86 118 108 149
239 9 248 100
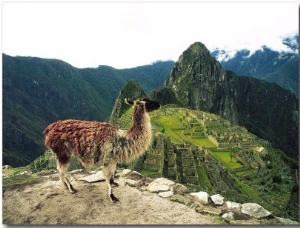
124 98 134 105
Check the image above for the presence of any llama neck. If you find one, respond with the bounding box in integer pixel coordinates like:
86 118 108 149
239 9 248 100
128 106 151 139
115 106 152 164
113 106 152 164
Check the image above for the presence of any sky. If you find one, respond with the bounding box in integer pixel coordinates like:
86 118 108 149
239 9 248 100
2 1 299 69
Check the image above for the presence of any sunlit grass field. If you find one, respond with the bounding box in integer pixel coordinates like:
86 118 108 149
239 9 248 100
152 115 217 148
210 151 243 170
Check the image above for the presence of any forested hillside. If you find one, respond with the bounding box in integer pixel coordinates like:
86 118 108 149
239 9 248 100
2 54 174 166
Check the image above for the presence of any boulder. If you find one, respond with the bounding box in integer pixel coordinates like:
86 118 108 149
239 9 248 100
70 169 84 174
241 203 272 219
158 191 174 198
79 171 105 183
147 177 175 193
222 212 234 222
126 171 143 180
170 194 192 206
119 169 132 176
171 183 188 194
190 191 209 205
210 194 224 206
226 201 241 211
197 206 222 215
125 179 139 187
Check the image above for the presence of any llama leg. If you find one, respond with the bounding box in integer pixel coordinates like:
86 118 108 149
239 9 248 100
103 161 119 202
56 159 77 193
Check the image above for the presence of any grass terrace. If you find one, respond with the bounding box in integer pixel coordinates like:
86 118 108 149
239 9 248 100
210 150 243 170
152 110 218 148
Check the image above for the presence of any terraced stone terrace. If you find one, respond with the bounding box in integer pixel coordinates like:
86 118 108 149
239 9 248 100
116 106 296 218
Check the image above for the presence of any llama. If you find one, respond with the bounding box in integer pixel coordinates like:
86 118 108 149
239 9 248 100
43 97 160 202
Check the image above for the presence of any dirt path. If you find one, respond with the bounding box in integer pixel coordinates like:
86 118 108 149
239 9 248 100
2 171 215 225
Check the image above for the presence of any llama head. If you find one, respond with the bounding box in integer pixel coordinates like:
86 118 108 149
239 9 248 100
124 97 160 112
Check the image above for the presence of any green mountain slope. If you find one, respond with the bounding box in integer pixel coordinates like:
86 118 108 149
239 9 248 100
3 55 108 166
2 54 173 166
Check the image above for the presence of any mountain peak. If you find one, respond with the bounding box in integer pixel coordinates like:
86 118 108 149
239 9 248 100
158 40 298 159
189 42 207 52
183 42 211 57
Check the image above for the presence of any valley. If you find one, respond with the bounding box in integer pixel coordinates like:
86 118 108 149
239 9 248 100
116 106 297 219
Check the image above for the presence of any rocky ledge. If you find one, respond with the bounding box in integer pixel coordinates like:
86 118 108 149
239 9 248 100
80 168 299 225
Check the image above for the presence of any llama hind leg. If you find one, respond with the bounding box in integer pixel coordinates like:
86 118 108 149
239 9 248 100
56 159 77 193
103 162 119 202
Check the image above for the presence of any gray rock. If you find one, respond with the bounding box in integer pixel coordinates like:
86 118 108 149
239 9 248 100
222 212 234 222
125 179 139 187
170 194 192 206
226 201 241 210
190 191 209 205
79 171 105 183
210 194 224 205
119 169 132 176
275 216 299 225
126 171 143 180
147 177 175 193
70 169 84 174
158 191 174 198
241 203 272 219
171 183 188 194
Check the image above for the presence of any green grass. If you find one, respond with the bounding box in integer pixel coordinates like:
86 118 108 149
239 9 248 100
153 116 184 144
195 164 213 191
210 151 243 170
139 169 159 175
237 179 276 212
152 115 218 148
192 138 217 148
3 173 40 186
235 169 253 177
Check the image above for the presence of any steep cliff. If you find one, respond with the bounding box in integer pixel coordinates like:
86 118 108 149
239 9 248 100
159 42 298 159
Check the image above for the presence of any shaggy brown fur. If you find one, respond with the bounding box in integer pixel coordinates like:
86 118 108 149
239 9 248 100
43 98 160 202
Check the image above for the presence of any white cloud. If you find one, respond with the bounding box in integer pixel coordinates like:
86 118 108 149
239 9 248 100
2 1 299 69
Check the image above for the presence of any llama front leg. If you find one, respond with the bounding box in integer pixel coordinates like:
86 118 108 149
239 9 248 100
56 159 77 193
103 161 119 202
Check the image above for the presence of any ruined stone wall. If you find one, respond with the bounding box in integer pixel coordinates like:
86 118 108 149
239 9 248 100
142 133 172 174
142 133 200 185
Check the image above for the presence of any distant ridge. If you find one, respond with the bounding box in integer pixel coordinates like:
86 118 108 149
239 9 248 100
210 34 299 97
